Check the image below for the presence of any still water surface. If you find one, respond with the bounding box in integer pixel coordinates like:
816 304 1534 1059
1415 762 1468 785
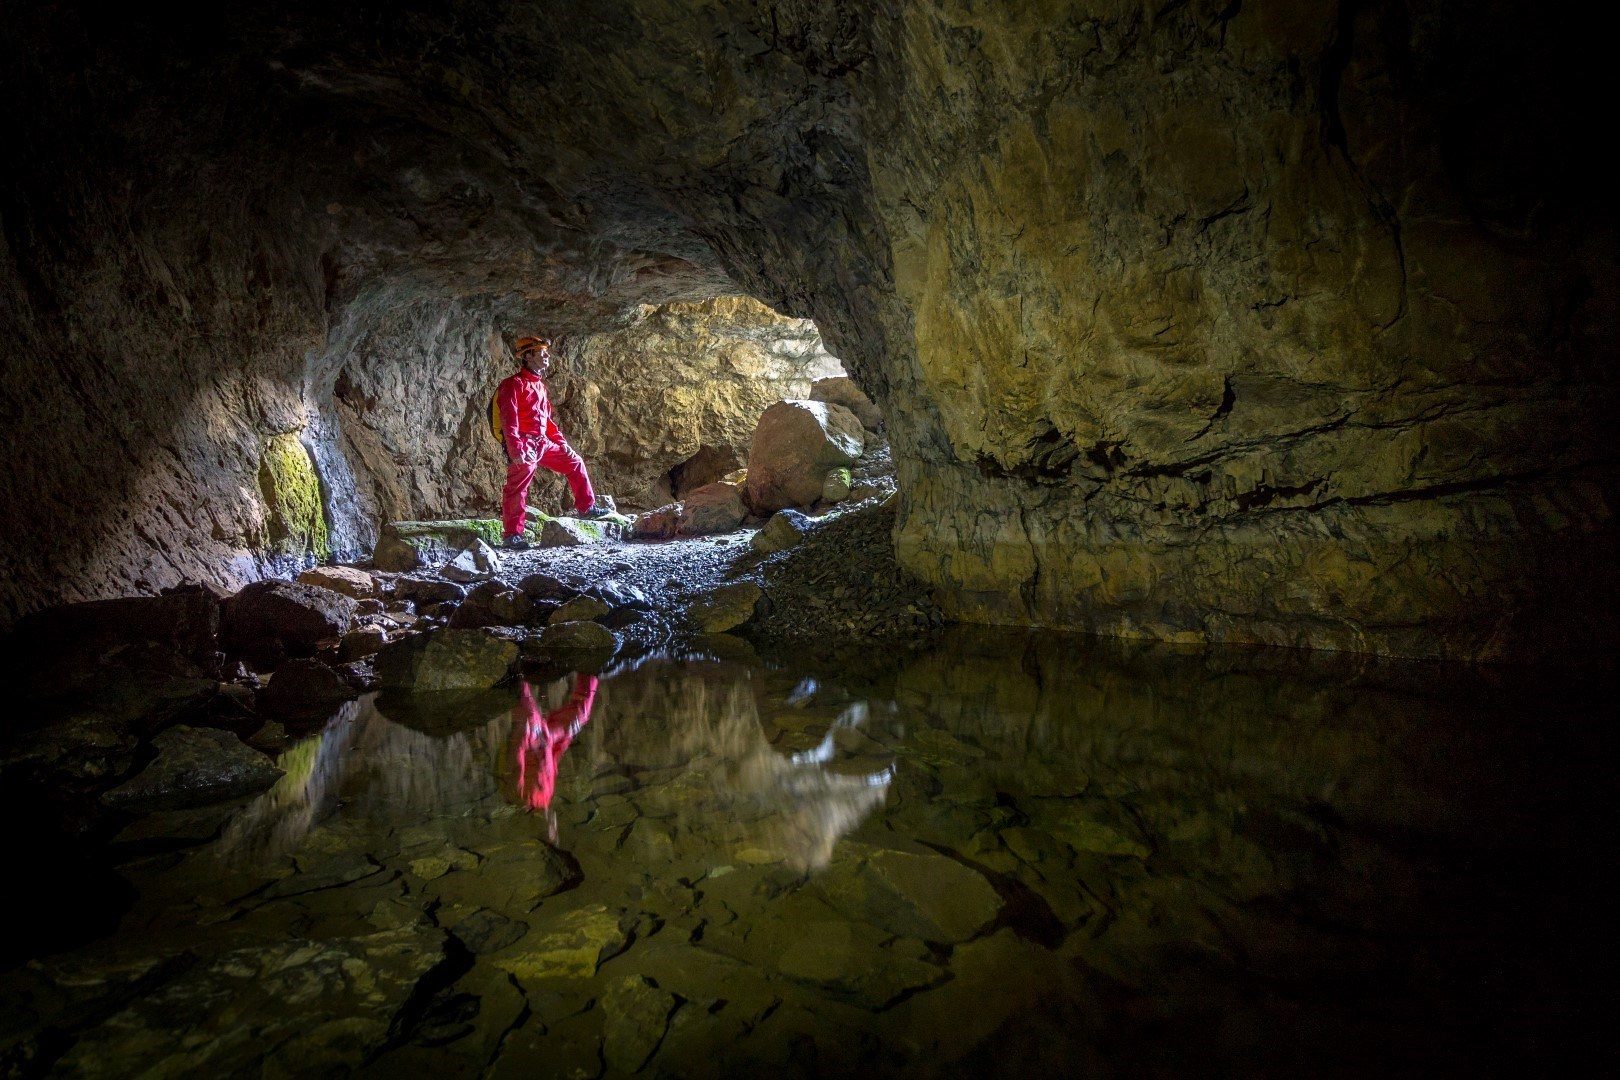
6 631 1612 1077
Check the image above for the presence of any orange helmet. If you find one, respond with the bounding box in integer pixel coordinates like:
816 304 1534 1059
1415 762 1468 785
514 335 551 354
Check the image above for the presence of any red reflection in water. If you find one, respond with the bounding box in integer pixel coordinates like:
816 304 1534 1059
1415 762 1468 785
510 675 598 813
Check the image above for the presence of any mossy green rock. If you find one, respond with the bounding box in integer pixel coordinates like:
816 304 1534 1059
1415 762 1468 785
259 433 329 560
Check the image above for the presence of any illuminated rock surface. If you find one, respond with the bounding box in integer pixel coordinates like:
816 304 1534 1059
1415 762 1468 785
2 1 1608 658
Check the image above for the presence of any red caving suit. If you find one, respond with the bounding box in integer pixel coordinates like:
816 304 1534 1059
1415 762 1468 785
496 367 595 537
510 675 598 813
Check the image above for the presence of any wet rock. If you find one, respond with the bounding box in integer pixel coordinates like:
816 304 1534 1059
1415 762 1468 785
221 580 356 664
814 843 1001 943
395 577 467 605
495 905 625 982
810 376 883 432
332 660 380 692
102 726 283 811
375 629 519 692
688 582 763 634
261 658 357 716
48 927 446 1076
516 572 574 602
452 909 528 954
634 503 682 540
449 581 536 629
751 510 811 554
354 598 385 617
585 579 654 612
744 400 864 514
678 481 747 535
441 539 501 583
821 467 852 502
5 715 139 786
532 621 620 655
602 974 677 1073
549 596 612 625
338 624 389 661
296 565 380 600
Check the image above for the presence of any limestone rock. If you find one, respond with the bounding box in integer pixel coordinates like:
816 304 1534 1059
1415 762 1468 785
531 620 620 655
516 572 574 602
296 565 380 600
102 726 283 811
634 503 683 540
745 400 865 514
678 481 747 535
441 539 500 583
449 581 535 629
374 521 505 574
813 843 1001 943
752 510 811 554
585 579 654 611
821 467 852 503
810 376 882 432
261 658 357 716
337 624 389 661
495 905 625 982
375 629 519 692
601 975 677 1073
689 582 763 634
549 596 611 625
221 580 355 661
540 517 626 547
395 577 468 605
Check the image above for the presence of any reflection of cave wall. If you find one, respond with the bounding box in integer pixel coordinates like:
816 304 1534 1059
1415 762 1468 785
1 1 1614 660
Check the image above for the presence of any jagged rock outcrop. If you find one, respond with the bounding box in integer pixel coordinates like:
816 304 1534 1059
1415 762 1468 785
1 1 1612 660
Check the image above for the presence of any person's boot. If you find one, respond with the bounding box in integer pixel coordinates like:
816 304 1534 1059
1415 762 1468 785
503 534 532 550
580 495 616 520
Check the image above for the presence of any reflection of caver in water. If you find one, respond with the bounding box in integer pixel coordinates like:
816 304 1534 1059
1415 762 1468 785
510 675 598 839
496 335 613 550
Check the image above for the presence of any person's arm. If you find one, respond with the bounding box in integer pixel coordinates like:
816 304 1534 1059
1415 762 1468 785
545 413 566 446
497 378 524 461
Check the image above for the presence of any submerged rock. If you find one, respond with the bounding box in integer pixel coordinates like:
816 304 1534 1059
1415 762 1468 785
375 628 519 692
745 400 864 513
495 905 625 982
296 565 380 600
752 510 811 554
102 726 283 811
221 580 355 662
601 975 677 1073
813 843 1001 943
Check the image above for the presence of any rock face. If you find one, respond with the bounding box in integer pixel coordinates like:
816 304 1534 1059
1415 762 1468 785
1 1 1613 662
745 401 866 514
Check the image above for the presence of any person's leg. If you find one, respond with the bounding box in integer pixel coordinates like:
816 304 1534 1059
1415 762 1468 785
537 442 596 514
501 456 539 538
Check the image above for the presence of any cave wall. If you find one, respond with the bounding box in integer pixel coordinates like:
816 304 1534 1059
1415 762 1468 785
2 0 1613 660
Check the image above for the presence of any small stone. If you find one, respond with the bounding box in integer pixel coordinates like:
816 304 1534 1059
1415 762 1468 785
442 540 500 583
354 598 385 616
821 467 852 502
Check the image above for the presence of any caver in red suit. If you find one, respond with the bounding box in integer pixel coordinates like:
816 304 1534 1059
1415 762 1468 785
509 675 598 816
497 336 598 542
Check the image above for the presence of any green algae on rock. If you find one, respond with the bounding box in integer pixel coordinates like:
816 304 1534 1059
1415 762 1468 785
258 433 329 561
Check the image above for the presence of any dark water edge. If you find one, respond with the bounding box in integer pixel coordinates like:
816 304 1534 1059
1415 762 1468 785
3 627 1615 1078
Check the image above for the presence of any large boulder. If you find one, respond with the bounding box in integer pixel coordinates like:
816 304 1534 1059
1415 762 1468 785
744 400 865 513
375 629 519 692
101 726 283 812
810 376 883 432
449 581 536 629
295 566 380 601
261 658 358 717
221 581 355 662
678 481 747 536
15 584 224 665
